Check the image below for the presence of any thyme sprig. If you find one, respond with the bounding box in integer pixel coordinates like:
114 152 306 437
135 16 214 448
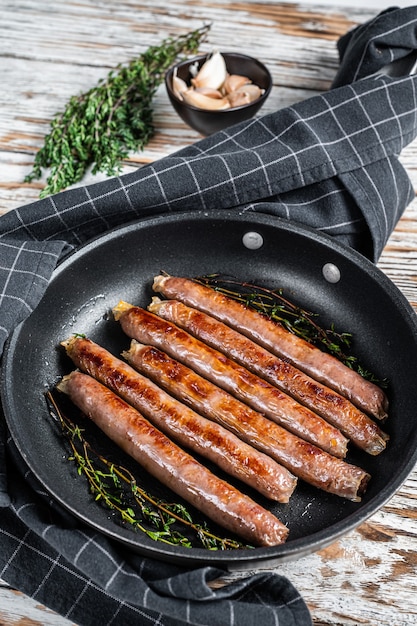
197 275 386 385
25 25 210 198
46 390 249 550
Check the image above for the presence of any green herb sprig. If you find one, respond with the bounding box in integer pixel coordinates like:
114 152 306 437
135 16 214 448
25 24 210 198
46 390 249 550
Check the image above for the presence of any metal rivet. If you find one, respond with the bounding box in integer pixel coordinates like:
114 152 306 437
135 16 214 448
322 262 341 283
242 231 264 250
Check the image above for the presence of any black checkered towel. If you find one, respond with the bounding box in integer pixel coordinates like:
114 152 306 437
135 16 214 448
1 6 417 626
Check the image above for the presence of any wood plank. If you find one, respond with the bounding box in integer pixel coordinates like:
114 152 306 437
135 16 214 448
0 580 76 625
0 0 378 214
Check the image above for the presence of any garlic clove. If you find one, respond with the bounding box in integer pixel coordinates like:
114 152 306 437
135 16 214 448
172 68 188 100
223 74 252 94
182 88 230 110
194 87 224 99
227 84 264 108
191 51 228 91
234 84 264 102
227 90 252 108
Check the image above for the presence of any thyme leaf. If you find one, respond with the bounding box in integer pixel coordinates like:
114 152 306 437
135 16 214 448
46 390 250 550
25 25 210 198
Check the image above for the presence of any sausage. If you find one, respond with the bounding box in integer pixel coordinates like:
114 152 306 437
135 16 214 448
124 341 371 500
57 371 288 546
62 335 296 503
148 298 389 456
114 303 371 501
114 300 348 459
152 274 389 421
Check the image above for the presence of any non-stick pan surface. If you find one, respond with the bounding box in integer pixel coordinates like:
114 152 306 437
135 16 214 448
2 210 417 570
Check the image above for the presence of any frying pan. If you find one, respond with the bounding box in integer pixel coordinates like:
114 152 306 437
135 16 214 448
2 209 417 570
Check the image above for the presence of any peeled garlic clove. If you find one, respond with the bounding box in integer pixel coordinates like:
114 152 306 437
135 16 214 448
191 51 227 91
182 88 230 110
172 68 188 100
223 74 252 94
194 87 224 99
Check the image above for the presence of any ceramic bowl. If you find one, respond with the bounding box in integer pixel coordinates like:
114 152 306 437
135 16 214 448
165 52 272 135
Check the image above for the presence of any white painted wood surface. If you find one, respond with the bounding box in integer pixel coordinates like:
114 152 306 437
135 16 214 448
1 1 417 624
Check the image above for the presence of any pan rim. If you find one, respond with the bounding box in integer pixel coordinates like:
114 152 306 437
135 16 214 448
2 210 417 568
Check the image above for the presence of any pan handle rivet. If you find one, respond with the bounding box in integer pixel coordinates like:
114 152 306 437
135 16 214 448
242 231 264 250
322 262 341 283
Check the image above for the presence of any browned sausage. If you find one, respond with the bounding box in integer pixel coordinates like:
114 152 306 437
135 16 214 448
114 304 371 502
124 340 372 499
149 298 389 456
62 335 296 503
57 370 288 546
152 275 389 421
114 300 348 459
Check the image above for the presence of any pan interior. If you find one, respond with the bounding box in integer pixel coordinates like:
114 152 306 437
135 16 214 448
3 210 417 568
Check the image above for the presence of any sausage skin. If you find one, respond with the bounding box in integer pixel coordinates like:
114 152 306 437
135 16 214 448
114 300 347 458
57 371 288 546
152 275 389 421
125 341 371 499
114 304 371 502
149 298 389 456
62 336 296 503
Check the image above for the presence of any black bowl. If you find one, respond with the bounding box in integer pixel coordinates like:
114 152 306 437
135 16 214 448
165 52 272 135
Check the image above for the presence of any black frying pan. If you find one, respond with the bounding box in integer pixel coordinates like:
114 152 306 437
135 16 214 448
2 210 417 570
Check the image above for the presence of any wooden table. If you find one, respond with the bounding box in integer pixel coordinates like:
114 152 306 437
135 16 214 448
1 1 417 624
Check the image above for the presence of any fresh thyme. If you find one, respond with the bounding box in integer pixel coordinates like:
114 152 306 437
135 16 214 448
25 24 210 198
197 275 386 385
46 390 249 550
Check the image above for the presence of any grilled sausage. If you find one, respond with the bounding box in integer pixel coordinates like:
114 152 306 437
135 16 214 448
152 274 389 421
114 300 347 458
114 303 371 501
57 370 288 546
62 335 296 503
124 341 371 499
149 298 388 456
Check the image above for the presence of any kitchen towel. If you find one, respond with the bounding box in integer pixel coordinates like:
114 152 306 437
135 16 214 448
1 6 417 625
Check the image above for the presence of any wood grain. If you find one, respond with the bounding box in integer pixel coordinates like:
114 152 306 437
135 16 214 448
1 1 417 625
